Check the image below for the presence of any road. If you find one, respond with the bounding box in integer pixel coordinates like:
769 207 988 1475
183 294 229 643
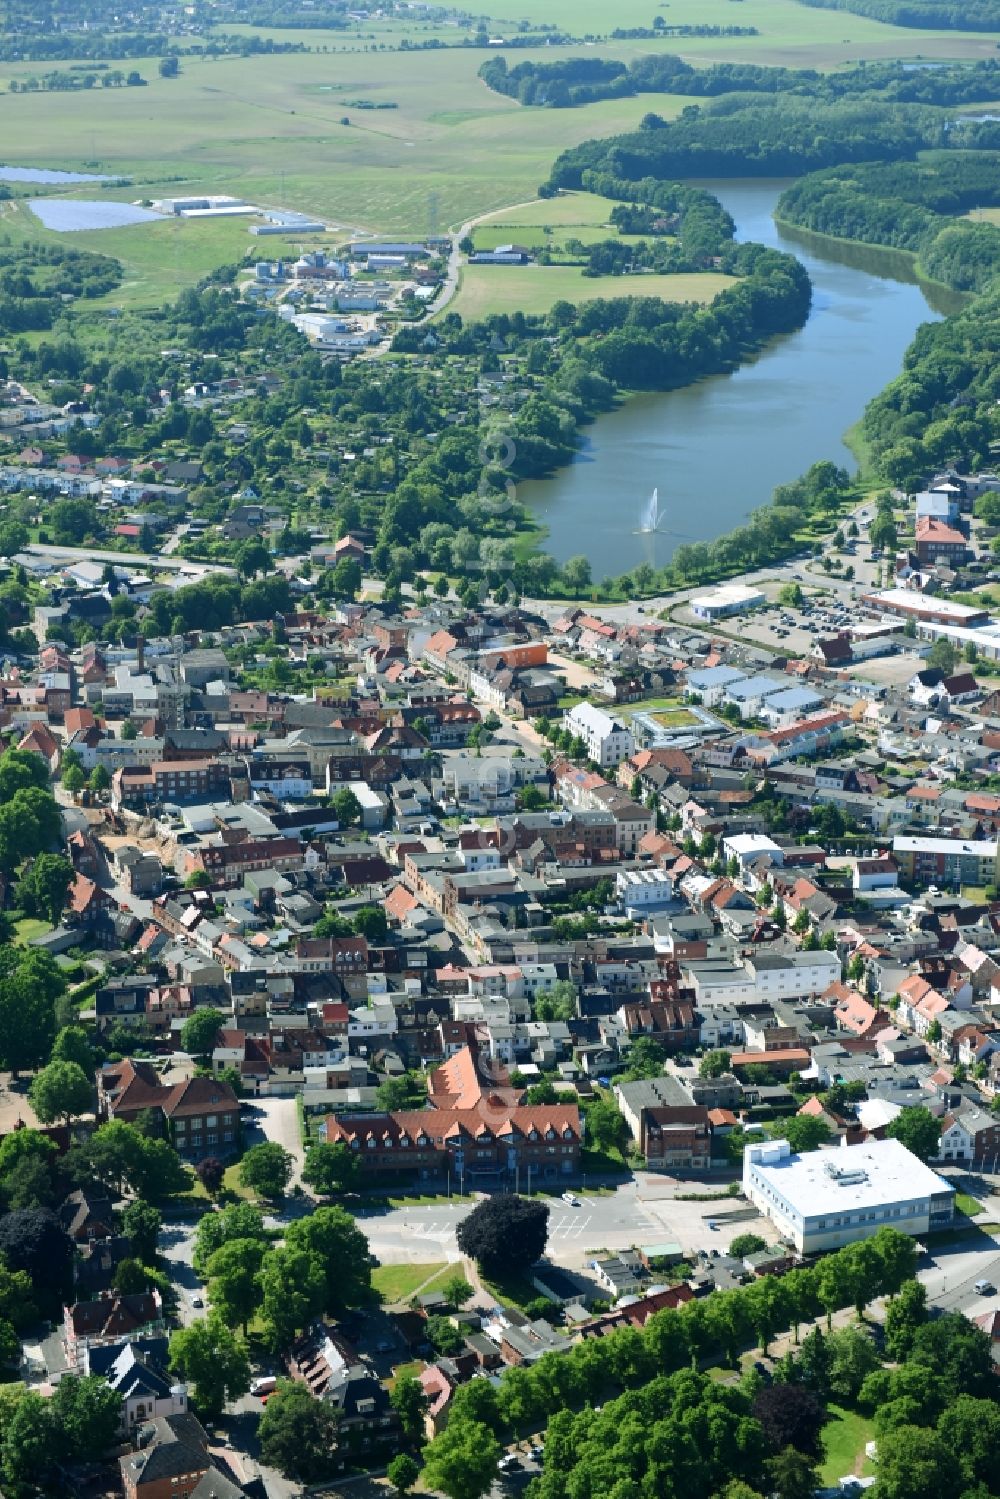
434 196 548 318
248 1096 306 1186
159 1217 203 1327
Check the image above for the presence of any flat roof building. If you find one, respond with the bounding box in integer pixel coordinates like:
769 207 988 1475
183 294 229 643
691 583 765 620
742 1136 955 1254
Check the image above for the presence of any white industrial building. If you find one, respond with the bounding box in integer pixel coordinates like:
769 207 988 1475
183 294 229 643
742 1137 955 1254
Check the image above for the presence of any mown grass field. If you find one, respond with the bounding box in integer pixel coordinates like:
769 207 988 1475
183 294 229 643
450 265 735 319
371 1261 447 1303
819 1403 875 1487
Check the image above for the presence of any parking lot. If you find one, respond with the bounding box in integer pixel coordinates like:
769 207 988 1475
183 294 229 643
359 1177 781 1273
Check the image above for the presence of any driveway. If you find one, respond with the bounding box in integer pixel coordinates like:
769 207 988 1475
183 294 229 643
251 1097 306 1185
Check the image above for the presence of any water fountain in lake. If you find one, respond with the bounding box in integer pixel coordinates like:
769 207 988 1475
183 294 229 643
637 486 660 534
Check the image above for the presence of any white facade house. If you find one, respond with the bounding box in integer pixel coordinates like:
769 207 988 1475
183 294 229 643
722 832 785 871
616 868 676 914
742 1137 955 1253
562 702 633 768
685 950 839 1007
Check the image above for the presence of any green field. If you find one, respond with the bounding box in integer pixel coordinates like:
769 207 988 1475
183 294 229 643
450 265 735 319
819 1404 875 1487
371 1261 447 1303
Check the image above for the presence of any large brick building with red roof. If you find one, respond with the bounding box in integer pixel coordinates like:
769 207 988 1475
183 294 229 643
319 1043 581 1187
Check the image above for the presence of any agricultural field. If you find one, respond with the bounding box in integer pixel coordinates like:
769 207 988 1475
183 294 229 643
449 265 735 320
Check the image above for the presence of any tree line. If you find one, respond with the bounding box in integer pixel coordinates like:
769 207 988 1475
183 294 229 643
797 0 1000 30
484 52 1000 110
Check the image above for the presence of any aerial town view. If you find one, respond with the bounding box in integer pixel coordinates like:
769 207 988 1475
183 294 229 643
2 0 1000 1496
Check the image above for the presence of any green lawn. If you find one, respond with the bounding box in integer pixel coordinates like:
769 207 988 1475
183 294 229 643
481 1269 543 1312
13 916 53 946
954 1191 985 1218
450 265 735 320
819 1404 875 1488
372 1261 447 1303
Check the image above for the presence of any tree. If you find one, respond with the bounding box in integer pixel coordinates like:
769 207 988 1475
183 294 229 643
352 904 387 942
192 1200 266 1276
302 1141 360 1197
456 1195 548 1277
16 854 73 925
875 1425 959 1499
884 1278 927 1360
699 1049 732 1079
390 1370 428 1441
89 764 111 793
62 764 85 795
331 786 362 826
196 1155 225 1197
585 1094 627 1156
168 1313 250 1418
185 870 211 890
51 1373 123 1462
534 978 578 1023
778 582 803 608
258 1381 339 1483
1 1390 60 1488
771 1114 831 1154
239 1142 292 1201
206 1237 267 1332
0 1254 35 1331
376 1075 417 1111
427 1314 465 1355
28 1059 92 1125
441 1272 474 1308
752 1384 824 1457
0 950 62 1076
51 1024 94 1074
767 1447 820 1499
0 1207 72 1310
388 1453 420 1494
729 1233 767 1259
868 508 898 555
180 1006 225 1058
885 1105 941 1162
285 1206 372 1312
423 1417 501 1499
260 1243 327 1348
826 1325 880 1402
120 1200 161 1265
622 1035 666 1079
927 637 957 677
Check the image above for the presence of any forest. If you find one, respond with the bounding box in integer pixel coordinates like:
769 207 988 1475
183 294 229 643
861 275 1000 490
482 53 1000 110
0 240 121 333
777 155 1000 292
545 98 981 189
797 0 1000 29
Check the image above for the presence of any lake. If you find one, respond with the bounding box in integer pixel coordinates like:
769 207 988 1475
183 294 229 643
0 166 112 183
29 199 159 232
518 179 946 577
